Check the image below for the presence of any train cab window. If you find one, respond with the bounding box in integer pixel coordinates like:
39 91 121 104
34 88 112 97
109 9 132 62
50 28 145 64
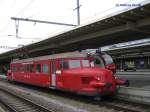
60 60 69 70
30 64 34 73
69 60 81 69
42 64 48 74
94 56 105 68
102 55 113 64
36 64 41 73
82 60 90 67
63 61 69 69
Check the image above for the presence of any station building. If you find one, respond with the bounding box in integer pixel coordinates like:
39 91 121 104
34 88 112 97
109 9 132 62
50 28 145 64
105 42 150 71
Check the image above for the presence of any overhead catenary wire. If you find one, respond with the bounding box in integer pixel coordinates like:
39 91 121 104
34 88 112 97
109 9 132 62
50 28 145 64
15 0 36 17
0 45 17 49
81 0 140 23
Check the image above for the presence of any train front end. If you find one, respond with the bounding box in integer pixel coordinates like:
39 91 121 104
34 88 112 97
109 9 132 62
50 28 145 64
61 58 127 96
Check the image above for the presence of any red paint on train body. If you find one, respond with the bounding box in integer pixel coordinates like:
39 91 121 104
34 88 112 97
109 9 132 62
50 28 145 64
7 51 127 96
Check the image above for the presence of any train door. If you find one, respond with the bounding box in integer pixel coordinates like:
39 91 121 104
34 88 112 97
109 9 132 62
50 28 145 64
51 60 56 87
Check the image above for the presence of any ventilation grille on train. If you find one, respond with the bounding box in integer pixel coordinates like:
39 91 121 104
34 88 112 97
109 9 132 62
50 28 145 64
81 77 93 84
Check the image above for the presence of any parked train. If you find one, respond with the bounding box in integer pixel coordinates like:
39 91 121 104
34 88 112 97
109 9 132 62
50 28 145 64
7 51 128 96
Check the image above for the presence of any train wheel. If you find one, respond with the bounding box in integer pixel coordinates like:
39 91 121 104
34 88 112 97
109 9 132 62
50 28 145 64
93 96 101 101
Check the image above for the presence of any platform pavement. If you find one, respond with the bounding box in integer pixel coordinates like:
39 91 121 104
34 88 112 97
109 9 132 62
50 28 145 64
116 70 150 89
116 70 150 75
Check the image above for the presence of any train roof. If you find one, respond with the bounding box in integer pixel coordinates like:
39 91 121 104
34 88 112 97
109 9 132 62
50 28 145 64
11 51 88 64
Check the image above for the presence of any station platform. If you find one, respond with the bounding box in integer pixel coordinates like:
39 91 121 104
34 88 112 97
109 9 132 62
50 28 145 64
116 71 150 89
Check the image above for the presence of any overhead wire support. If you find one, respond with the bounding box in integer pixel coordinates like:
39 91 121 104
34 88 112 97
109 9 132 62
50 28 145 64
76 0 80 25
73 0 81 25
15 20 19 38
11 17 77 26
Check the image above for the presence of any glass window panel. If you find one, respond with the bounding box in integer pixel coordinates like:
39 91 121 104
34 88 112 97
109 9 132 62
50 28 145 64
60 60 69 70
69 60 81 69
30 64 34 73
26 64 30 73
102 55 113 64
51 62 55 74
82 60 90 67
43 64 48 74
36 64 41 73
21 64 24 72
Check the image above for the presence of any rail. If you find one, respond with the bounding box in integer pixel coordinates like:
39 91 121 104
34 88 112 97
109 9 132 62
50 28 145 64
0 87 54 112
0 81 149 112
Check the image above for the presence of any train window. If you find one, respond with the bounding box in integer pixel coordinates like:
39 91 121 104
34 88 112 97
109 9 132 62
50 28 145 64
21 64 24 72
30 64 34 73
36 64 41 73
59 60 63 70
63 61 69 69
16 65 20 72
60 60 69 70
51 61 55 74
42 64 48 74
102 55 113 64
69 60 81 69
94 57 105 68
26 64 30 73
82 60 90 67
12 66 17 72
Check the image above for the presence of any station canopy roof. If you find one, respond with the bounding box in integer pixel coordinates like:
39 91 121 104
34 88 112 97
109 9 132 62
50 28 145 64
0 1 150 62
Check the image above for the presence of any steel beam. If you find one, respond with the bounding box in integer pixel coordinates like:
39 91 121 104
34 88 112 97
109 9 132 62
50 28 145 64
11 17 77 26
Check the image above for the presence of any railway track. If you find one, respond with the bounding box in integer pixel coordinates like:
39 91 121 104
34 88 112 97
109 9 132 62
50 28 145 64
101 99 150 112
0 88 54 112
18 84 150 112
0 81 150 112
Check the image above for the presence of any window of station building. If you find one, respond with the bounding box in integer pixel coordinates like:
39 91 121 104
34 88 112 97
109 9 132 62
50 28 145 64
42 64 48 74
82 60 90 67
36 64 41 73
30 64 34 73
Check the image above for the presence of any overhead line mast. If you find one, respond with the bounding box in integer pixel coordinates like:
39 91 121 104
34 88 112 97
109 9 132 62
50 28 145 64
77 0 80 25
11 17 77 27
11 0 81 38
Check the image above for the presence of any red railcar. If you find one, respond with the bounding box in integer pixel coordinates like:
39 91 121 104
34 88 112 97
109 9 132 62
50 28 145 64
7 51 127 96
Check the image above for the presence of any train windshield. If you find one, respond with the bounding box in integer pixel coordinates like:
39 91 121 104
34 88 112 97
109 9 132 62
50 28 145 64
69 60 81 69
93 56 105 68
69 60 90 69
60 59 90 69
102 55 113 64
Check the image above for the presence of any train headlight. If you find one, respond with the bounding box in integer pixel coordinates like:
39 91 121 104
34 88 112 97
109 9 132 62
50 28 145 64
56 70 62 75
95 75 102 81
